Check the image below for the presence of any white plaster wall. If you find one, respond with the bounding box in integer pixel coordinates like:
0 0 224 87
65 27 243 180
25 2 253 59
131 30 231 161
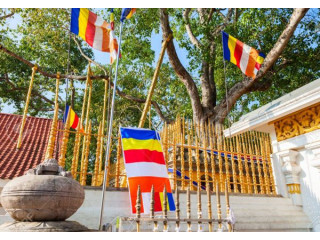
301 149 320 231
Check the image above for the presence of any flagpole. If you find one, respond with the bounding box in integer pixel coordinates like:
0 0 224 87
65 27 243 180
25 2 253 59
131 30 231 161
98 20 124 231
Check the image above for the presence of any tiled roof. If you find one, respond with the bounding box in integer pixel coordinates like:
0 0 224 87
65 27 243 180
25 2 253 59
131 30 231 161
0 113 63 179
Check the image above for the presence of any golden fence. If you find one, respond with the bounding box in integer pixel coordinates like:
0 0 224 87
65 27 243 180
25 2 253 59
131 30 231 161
160 116 276 195
46 112 276 195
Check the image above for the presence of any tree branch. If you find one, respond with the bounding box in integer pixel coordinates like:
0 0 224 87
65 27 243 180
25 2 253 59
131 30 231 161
211 8 309 123
160 8 203 122
0 44 108 80
183 8 201 48
0 11 15 20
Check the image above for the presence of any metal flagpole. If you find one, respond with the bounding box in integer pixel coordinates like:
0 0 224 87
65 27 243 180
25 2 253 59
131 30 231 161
98 20 124 231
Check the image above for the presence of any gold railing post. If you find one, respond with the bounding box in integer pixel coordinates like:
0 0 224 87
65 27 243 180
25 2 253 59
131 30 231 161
45 73 60 160
188 120 193 191
217 126 224 192
225 181 233 232
186 187 192 232
241 133 251 193
58 109 71 167
17 65 37 149
223 136 230 193
115 132 122 188
181 117 186 190
92 122 102 186
173 120 177 190
80 121 91 186
216 182 222 230
150 185 158 232
71 121 81 179
175 187 180 232
265 133 276 194
253 131 264 194
209 123 216 192
259 132 270 194
135 185 141 232
229 137 238 193
195 122 201 191
197 185 203 232
163 186 168 232
246 131 258 194
236 135 245 193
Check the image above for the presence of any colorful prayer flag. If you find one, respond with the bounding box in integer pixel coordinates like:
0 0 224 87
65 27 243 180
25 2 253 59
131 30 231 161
109 8 119 64
70 8 111 52
120 8 136 22
222 31 265 79
63 105 83 132
120 127 175 214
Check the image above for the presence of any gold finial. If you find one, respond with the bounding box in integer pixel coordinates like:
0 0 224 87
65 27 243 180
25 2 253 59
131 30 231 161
135 185 141 232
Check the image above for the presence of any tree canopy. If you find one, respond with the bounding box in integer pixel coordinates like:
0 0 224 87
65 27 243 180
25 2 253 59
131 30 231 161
0 8 319 129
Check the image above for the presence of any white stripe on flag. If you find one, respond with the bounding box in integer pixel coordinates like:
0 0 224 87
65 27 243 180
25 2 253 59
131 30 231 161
93 27 103 51
142 192 151 214
240 44 251 74
125 162 168 178
94 16 105 27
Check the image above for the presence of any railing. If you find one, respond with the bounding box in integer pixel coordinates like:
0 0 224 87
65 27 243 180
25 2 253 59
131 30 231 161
160 116 276 195
46 114 276 195
118 181 234 232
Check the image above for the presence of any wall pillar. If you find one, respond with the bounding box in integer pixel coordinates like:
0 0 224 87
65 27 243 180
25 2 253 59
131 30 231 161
277 149 302 205
305 141 320 173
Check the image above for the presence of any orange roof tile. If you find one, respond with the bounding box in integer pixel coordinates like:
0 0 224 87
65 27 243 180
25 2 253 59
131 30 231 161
0 113 63 179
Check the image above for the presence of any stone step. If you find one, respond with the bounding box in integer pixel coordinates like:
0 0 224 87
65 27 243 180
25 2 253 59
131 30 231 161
235 221 312 231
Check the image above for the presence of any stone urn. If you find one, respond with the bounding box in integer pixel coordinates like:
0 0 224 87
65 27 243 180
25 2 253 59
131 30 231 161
0 159 85 222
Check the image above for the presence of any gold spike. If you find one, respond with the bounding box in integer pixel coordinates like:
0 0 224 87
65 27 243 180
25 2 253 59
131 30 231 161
240 133 251 193
259 132 269 194
150 185 158 232
163 185 168 232
236 134 245 193
207 181 213 232
217 125 224 192
58 108 71 167
173 119 177 191
186 187 192 232
225 181 232 232
135 185 141 232
223 134 230 193
17 65 38 149
197 184 203 232
195 122 200 191
175 187 180 232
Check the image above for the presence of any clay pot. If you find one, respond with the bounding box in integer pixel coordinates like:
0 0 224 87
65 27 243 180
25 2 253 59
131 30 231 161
0 159 84 221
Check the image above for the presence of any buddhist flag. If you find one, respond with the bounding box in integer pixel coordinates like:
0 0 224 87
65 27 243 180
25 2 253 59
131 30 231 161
222 31 266 79
63 105 83 132
120 8 136 22
70 8 111 52
120 127 175 214
109 8 119 64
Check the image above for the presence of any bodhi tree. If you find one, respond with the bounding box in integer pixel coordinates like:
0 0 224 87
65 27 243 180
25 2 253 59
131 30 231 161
1 8 319 129
158 8 314 125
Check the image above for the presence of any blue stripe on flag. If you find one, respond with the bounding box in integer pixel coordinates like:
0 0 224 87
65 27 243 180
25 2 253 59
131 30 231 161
120 127 160 140
259 52 266 58
121 8 132 22
63 105 70 123
222 31 231 61
167 192 176 211
70 8 80 35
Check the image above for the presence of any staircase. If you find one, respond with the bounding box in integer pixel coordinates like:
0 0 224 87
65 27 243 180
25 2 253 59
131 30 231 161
88 191 312 232
0 188 313 231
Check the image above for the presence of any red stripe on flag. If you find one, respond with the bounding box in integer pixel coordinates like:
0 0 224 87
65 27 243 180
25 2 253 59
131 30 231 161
154 192 162 212
85 11 97 47
128 177 172 214
234 40 243 68
71 115 79 129
255 62 261 70
123 149 165 165
102 28 110 52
